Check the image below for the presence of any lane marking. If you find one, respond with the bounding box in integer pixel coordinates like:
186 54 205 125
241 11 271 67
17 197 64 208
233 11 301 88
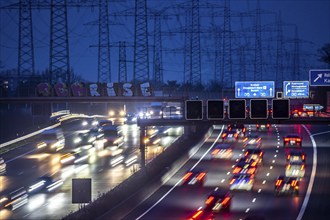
252 198 256 203
245 208 250 213
311 130 330 137
6 148 37 164
136 126 224 220
297 125 317 220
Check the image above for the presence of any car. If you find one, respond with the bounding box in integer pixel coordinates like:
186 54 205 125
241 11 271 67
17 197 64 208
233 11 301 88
229 174 254 191
275 175 300 196
222 130 238 142
243 135 262 149
256 123 270 130
0 187 28 210
181 169 207 186
36 128 65 152
28 175 54 193
244 148 264 164
74 131 97 147
232 158 257 175
210 144 233 159
283 134 302 147
0 157 6 174
286 149 306 163
285 161 305 178
228 124 246 138
204 189 232 213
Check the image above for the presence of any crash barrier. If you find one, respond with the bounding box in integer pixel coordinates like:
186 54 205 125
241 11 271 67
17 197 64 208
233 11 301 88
63 125 213 220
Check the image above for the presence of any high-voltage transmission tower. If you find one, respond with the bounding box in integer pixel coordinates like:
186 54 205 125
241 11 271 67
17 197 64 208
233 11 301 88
221 0 232 87
98 0 111 82
118 41 127 82
134 0 149 82
18 0 35 76
254 0 262 81
49 0 70 84
275 11 284 88
152 11 163 86
183 0 201 86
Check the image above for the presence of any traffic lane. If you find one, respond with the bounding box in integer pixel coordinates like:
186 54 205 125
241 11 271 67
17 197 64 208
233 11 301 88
301 126 330 220
7 125 177 219
123 125 313 220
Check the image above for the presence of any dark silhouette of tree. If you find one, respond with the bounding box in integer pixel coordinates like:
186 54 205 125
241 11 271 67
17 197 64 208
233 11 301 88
318 43 330 67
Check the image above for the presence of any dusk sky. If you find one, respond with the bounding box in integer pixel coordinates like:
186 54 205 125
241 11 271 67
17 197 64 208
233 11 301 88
0 0 329 84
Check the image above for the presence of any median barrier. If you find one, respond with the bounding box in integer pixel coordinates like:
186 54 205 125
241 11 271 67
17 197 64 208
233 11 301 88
63 125 213 220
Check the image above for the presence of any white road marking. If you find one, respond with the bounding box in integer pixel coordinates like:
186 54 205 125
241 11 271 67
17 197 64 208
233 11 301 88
311 130 330 137
258 189 262 193
262 180 266 184
136 126 224 220
252 198 256 203
296 125 318 220
266 173 270 176
245 208 250 213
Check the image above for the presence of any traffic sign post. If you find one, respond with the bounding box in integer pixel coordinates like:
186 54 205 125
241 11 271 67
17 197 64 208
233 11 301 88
309 69 330 86
235 81 275 98
283 81 309 98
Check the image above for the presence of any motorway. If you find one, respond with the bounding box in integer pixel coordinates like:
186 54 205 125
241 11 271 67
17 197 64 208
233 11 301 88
121 124 330 220
0 119 181 220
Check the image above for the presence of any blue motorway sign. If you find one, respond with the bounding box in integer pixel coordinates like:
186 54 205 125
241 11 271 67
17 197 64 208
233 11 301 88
309 69 330 86
283 81 309 98
235 81 275 98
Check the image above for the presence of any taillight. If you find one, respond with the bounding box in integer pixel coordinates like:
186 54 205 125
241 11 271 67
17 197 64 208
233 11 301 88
247 168 255 174
243 137 248 142
233 167 241 174
211 149 220 155
301 165 305 170
251 161 257 167
243 128 246 132
248 179 253 184
229 179 235 185
205 196 214 205
287 155 290 160
183 172 192 180
296 138 301 142
276 179 282 186
222 133 227 138
192 210 203 219
267 124 270 128
284 138 289 142
222 197 230 205
256 124 259 128
244 152 248 157
197 172 206 181
302 155 305 160
286 165 291 170
259 152 263 157
291 180 297 187
234 133 238 138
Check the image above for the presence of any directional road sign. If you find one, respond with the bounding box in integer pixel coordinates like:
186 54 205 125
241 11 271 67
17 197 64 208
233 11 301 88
235 81 274 98
309 69 330 86
283 81 309 98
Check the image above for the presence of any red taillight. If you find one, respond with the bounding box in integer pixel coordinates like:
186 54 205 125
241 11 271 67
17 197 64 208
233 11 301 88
276 179 282 186
301 165 305 170
247 168 256 174
222 197 230 205
251 161 257 167
197 172 206 181
302 155 305 160
243 128 246 132
244 152 248 157
256 124 259 128
286 165 291 170
287 155 290 160
183 172 192 180
192 210 203 219
257 138 261 142
296 138 301 142
298 111 302 115
234 133 238 138
267 124 270 128
229 178 235 185
259 152 263 157
205 196 214 205
233 167 241 174
243 137 248 142
284 138 289 142
222 133 227 138
211 149 220 155
291 180 297 187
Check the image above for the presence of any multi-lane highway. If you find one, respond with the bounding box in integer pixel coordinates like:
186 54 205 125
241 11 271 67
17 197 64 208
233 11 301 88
120 124 330 220
0 118 182 220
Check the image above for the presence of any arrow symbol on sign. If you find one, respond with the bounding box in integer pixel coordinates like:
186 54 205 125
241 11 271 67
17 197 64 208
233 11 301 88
253 93 256 96
270 88 273 96
314 73 323 82
238 88 240 96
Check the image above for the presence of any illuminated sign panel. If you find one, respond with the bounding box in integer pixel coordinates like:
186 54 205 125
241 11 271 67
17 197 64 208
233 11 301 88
235 81 275 98
283 81 309 98
309 69 330 86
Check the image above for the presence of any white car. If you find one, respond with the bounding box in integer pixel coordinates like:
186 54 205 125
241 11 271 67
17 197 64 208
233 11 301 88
229 174 254 191
285 162 305 178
